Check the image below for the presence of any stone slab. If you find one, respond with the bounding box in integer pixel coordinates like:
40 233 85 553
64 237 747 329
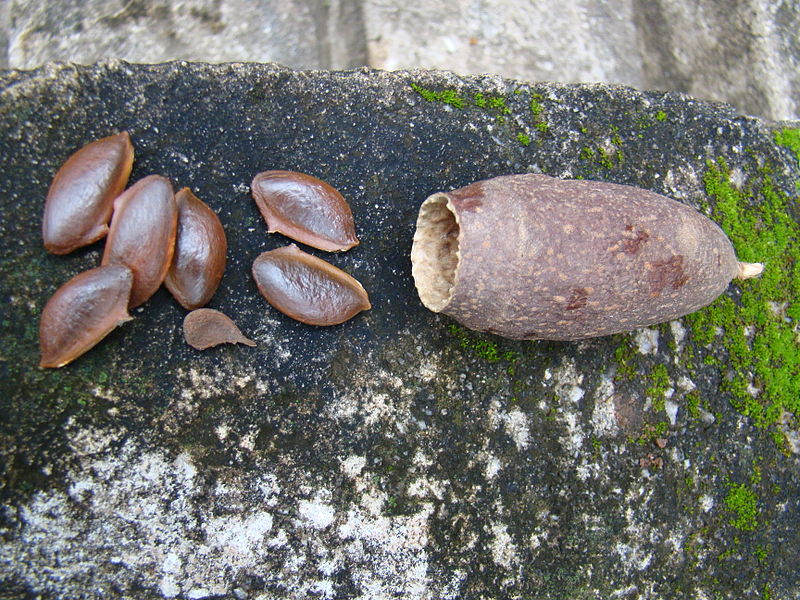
0 61 798 600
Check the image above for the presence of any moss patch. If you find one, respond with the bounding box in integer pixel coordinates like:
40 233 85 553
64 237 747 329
774 127 800 167
612 334 636 381
529 93 549 134
447 323 520 364
684 157 799 431
409 82 466 109
724 482 759 532
646 363 671 412
577 124 625 176
409 82 550 147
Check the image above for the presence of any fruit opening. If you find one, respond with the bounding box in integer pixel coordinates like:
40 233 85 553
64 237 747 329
411 193 460 312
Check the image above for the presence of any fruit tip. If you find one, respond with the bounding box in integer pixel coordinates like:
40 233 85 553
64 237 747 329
736 261 764 280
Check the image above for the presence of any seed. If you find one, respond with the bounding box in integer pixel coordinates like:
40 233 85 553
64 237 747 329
411 173 763 340
102 175 177 308
252 244 370 326
39 265 134 368
251 170 359 251
42 132 134 254
165 188 227 310
183 308 256 350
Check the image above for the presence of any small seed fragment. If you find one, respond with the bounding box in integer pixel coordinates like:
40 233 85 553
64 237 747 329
102 175 177 308
165 188 227 310
183 308 256 350
251 170 359 251
252 244 371 326
42 132 134 254
39 265 134 368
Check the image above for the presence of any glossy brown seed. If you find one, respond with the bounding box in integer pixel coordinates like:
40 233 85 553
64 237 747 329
183 308 256 350
251 170 359 252
102 175 177 308
39 265 134 368
252 244 371 326
164 188 227 310
42 132 134 254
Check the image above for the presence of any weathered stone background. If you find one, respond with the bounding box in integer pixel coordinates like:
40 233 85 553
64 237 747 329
2 0 799 121
1 62 799 599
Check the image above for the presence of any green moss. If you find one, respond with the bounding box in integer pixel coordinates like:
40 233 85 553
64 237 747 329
580 140 624 172
723 482 759 531
487 95 511 115
613 335 637 381
686 391 703 420
646 364 671 412
410 83 549 146
754 544 769 563
474 92 511 120
770 430 791 456
410 82 466 109
684 157 800 430
774 127 800 166
529 94 544 119
447 323 520 364
635 421 669 445
636 109 668 130
529 93 549 135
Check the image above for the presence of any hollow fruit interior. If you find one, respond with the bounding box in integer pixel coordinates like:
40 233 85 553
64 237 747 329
410 193 460 312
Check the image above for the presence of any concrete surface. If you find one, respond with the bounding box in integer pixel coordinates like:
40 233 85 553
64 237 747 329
2 0 799 120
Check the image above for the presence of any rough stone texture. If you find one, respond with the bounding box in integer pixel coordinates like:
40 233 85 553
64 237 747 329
0 1 8 70
6 0 368 70
365 1 647 94
0 62 799 599
633 0 800 125
4 0 800 121
364 0 800 121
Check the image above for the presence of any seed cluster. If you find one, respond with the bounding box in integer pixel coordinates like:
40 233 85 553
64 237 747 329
39 135 372 368
250 170 370 325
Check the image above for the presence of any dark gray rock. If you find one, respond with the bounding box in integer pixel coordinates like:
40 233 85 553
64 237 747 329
0 61 799 600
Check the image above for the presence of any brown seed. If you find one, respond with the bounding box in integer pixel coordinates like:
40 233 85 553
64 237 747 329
42 132 134 254
164 188 227 310
251 170 359 252
252 244 371 326
183 308 256 350
102 175 177 308
411 173 763 340
39 265 134 368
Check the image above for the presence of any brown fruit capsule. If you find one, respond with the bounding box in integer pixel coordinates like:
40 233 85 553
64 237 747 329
42 132 134 254
102 175 178 308
411 173 763 340
39 265 134 368
165 188 227 310
252 244 371 326
251 170 359 251
183 308 256 350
